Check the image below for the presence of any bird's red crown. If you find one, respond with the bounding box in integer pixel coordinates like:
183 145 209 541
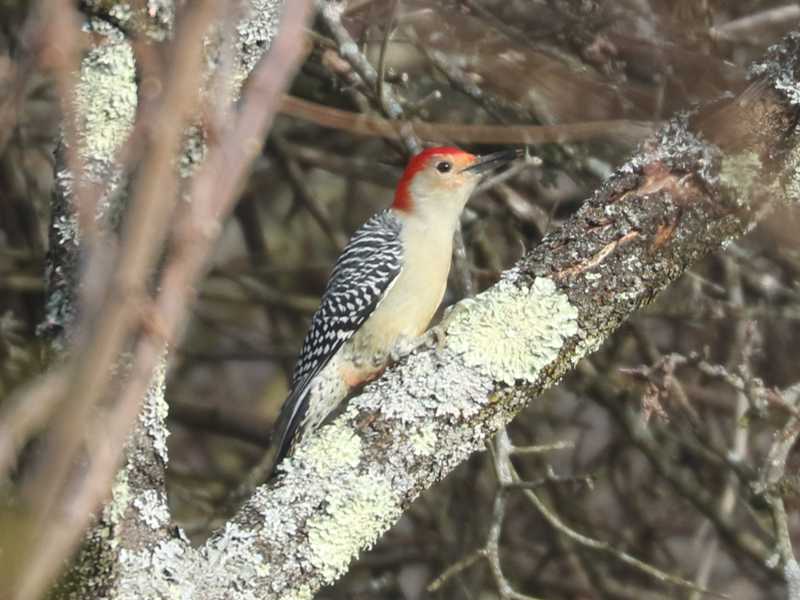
392 146 475 212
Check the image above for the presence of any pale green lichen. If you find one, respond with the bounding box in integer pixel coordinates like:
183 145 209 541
749 32 800 106
117 523 270 600
54 212 80 247
306 472 398 583
202 523 268 586
445 277 580 385
265 421 405 591
83 0 174 41
105 466 131 526
719 151 763 206
73 39 137 167
786 558 800 600
783 142 800 205
54 29 136 259
360 345 493 424
132 489 170 530
409 422 437 457
138 356 169 463
282 585 314 600
143 0 175 41
108 3 133 23
232 0 282 96
296 423 362 472
118 538 197 600
569 329 603 368
179 124 208 178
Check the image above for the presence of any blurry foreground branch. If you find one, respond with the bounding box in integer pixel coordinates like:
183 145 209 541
1 1 314 598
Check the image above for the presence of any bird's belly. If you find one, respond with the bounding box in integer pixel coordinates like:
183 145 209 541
301 241 452 436
348 250 450 363
301 281 445 441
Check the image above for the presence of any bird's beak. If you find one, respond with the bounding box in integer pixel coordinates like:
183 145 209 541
460 149 522 175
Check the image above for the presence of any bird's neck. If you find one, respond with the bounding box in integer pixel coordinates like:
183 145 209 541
393 194 467 236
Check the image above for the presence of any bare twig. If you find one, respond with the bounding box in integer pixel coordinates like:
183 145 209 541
509 447 727 597
270 136 347 250
281 94 657 145
509 440 574 455
592 381 773 572
691 259 753 598
170 402 273 447
711 5 800 43
376 0 400 116
317 0 421 153
428 430 547 600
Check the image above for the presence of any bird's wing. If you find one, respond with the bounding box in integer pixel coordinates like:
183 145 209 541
272 210 404 466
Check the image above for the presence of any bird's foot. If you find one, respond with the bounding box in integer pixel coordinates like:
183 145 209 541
389 334 424 363
390 328 449 362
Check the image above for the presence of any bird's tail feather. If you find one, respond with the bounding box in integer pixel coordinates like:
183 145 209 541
269 381 312 476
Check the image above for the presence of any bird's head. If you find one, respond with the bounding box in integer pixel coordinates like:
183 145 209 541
392 146 519 217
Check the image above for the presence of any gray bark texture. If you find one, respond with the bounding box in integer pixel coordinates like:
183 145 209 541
47 1 800 598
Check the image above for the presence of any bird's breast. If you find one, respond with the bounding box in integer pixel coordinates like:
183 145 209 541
348 226 453 358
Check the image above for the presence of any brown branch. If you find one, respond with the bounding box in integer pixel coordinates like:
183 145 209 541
280 94 658 145
711 5 800 44
11 5 225 596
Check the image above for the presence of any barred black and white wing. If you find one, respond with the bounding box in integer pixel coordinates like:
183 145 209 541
272 210 404 465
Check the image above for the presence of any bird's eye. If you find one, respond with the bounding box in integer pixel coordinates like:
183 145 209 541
435 161 452 173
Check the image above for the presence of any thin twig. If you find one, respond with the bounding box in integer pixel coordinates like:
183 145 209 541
756 383 800 598
376 0 400 118
500 429 728 598
316 0 420 153
711 5 800 43
169 402 273 447
270 136 347 250
281 94 657 145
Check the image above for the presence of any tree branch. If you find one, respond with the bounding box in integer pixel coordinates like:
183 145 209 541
144 32 799 600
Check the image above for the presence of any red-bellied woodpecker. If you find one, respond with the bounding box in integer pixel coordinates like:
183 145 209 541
272 146 519 467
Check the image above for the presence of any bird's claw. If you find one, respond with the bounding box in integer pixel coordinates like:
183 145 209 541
389 322 453 364
424 325 448 353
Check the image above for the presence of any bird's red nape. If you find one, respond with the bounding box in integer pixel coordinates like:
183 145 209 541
392 146 474 212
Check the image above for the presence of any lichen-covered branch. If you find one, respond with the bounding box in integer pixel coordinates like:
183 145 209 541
179 34 798 600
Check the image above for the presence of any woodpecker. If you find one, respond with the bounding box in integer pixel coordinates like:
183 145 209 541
272 146 519 467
